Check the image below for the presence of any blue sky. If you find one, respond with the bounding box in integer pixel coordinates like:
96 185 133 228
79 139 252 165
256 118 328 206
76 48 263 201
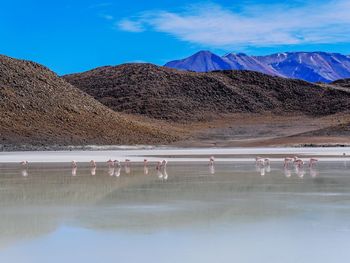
1 0 350 75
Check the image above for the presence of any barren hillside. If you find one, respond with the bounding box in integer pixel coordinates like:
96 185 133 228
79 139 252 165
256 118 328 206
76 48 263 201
0 56 177 149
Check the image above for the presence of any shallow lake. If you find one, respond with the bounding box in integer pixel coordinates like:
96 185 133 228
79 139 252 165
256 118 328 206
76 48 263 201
0 160 350 263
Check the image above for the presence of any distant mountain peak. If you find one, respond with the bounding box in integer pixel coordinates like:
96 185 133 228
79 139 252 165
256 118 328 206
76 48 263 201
165 51 350 82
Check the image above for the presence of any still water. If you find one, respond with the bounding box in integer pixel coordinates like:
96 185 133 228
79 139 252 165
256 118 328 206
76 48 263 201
0 161 350 263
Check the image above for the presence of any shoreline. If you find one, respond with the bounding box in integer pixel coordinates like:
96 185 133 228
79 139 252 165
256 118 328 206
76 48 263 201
1 146 349 163
1 143 350 153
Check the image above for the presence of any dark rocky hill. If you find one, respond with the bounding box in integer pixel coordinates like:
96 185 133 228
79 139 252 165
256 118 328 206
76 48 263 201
0 56 176 148
64 63 350 122
331 78 350 88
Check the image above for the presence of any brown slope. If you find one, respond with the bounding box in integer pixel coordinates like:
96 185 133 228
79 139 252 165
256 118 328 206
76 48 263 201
0 56 177 148
63 63 350 122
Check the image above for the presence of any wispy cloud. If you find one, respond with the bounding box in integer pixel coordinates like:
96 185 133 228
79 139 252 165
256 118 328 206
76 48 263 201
116 1 350 48
89 2 113 9
117 19 145 32
100 14 114 20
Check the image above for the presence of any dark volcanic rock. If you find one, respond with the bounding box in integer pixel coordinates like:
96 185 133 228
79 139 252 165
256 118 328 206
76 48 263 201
331 78 350 88
0 55 176 147
64 63 350 122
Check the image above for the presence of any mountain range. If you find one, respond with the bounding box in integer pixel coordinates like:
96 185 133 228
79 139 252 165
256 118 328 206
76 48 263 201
165 51 350 83
1 54 350 149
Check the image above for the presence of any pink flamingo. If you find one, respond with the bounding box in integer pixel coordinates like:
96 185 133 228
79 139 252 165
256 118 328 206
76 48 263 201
255 157 265 166
71 160 77 168
161 159 168 168
209 156 215 166
144 159 148 167
20 160 29 166
156 161 162 170
107 159 114 167
309 158 318 167
114 160 121 168
293 158 304 168
284 157 293 167
90 160 97 168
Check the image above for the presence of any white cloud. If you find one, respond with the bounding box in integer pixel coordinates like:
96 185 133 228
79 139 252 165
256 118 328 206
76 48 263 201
100 14 114 20
117 19 145 33
116 1 350 47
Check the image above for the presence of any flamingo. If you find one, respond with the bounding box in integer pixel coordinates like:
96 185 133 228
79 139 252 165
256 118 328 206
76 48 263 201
107 159 114 167
284 157 293 167
20 160 29 166
209 156 215 166
255 156 263 164
156 161 162 170
293 157 304 168
71 160 77 168
114 160 121 168
144 159 148 167
256 157 265 166
309 158 318 167
161 159 168 168
90 160 97 168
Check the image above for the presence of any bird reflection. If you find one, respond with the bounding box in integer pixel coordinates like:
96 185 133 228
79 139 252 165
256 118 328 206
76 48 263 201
156 163 169 181
284 167 292 178
157 169 163 179
108 167 115 176
310 166 319 178
124 159 131 174
260 167 265 177
296 167 305 178
90 167 96 176
163 168 168 180
265 164 271 173
114 167 121 177
71 167 77 176
21 168 28 177
143 159 149 175
209 165 215 175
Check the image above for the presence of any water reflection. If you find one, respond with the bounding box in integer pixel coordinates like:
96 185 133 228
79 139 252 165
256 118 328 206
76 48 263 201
296 167 305 178
114 167 121 177
260 167 265 177
71 167 77 176
157 167 168 181
209 165 215 175
310 167 318 178
21 168 28 177
284 167 292 178
1 161 350 263
108 167 114 176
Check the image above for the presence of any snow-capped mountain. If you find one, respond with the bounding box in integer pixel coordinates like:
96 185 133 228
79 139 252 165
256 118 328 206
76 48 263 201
164 51 350 82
